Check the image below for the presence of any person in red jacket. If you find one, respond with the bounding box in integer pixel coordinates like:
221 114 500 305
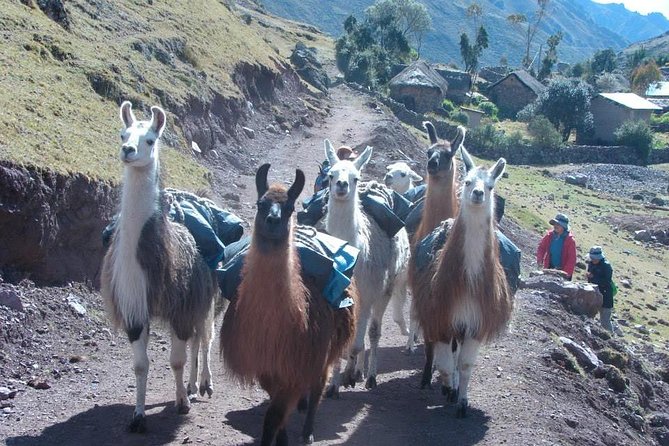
536 213 577 280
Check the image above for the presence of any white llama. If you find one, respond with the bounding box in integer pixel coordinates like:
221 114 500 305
101 101 218 432
323 139 410 395
383 161 423 194
412 149 513 417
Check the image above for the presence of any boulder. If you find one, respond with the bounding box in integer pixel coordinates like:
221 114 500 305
565 174 588 187
0 288 23 312
521 274 603 317
634 230 652 242
559 336 600 371
290 42 330 93
651 197 666 206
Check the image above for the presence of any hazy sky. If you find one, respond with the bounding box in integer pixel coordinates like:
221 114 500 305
593 0 669 19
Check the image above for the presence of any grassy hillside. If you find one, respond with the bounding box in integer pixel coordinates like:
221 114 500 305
497 163 669 344
259 0 668 67
0 0 286 189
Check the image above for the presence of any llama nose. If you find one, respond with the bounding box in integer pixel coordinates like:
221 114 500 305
337 180 348 189
384 173 392 183
122 145 136 156
473 189 484 199
266 204 281 225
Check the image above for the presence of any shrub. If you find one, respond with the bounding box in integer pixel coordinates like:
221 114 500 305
527 115 563 149
441 99 455 113
478 101 498 119
614 120 654 165
450 109 469 125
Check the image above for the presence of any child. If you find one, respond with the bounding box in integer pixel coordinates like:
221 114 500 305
586 246 614 332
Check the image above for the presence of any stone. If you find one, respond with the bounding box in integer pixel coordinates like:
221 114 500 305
605 366 627 392
565 174 588 187
649 412 669 429
242 127 255 139
67 294 86 317
290 42 330 93
190 141 201 153
0 387 17 400
634 230 652 242
559 337 600 371
621 279 632 288
0 289 23 312
651 197 666 206
522 275 602 317
632 193 644 201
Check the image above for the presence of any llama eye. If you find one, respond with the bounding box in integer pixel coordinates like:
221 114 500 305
465 180 471 186
146 139 155 146
487 185 493 191
400 172 406 178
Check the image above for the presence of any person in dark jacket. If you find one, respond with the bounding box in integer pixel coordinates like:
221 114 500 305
586 246 614 332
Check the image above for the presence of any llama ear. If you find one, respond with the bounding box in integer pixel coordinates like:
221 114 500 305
120 101 135 128
324 139 338 166
255 163 270 198
451 126 467 152
410 170 423 182
288 169 305 201
423 121 438 144
150 106 166 135
461 147 475 172
489 158 507 182
353 146 373 171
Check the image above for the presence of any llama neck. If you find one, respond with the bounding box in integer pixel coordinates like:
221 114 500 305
325 194 369 250
458 203 495 282
417 172 457 241
118 160 160 244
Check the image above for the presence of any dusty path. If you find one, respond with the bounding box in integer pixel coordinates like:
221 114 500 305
2 85 654 446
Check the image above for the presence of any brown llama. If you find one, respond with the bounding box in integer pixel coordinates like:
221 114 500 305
405 122 466 352
412 150 513 417
220 164 357 445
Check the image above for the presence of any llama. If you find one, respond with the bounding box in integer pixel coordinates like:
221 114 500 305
220 164 357 445
384 161 423 194
405 122 466 353
101 101 218 432
323 139 410 393
412 149 513 417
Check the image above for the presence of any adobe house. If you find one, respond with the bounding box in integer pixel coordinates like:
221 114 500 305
646 81 669 113
388 60 449 113
461 106 485 128
488 70 544 119
433 66 472 103
590 93 661 143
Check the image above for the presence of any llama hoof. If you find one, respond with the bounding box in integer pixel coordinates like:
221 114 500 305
325 384 340 399
420 376 433 390
455 399 468 418
199 383 213 398
297 396 309 412
176 398 191 415
354 370 364 383
342 371 357 388
186 383 196 396
441 386 458 403
365 375 377 389
302 433 315 444
128 413 146 433
403 346 416 356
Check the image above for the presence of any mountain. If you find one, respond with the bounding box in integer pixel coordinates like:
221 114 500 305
620 30 669 64
259 0 669 67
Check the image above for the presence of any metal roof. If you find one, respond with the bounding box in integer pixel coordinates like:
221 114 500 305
598 92 661 110
646 82 669 97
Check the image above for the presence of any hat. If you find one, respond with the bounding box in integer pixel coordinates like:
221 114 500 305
549 213 570 231
589 246 604 261
336 146 358 161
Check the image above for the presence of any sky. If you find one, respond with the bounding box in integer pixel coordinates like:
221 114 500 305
592 0 669 20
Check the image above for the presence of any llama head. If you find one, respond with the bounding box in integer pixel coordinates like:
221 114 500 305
324 139 372 202
460 147 506 212
119 101 166 168
384 162 422 194
254 163 305 241
423 121 466 179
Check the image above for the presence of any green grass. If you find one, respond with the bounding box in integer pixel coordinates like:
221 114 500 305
0 0 283 189
495 162 669 345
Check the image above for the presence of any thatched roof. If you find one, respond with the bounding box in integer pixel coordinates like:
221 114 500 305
490 70 545 95
389 60 449 94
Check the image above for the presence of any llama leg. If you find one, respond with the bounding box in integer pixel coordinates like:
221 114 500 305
366 297 388 389
391 274 409 336
434 339 458 403
170 331 191 414
187 334 200 397
420 341 434 389
128 324 150 433
325 360 342 398
198 310 215 398
405 306 420 354
302 373 327 444
342 304 370 387
261 393 296 446
455 337 481 418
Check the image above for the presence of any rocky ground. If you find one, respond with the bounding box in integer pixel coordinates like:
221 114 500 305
2 84 669 445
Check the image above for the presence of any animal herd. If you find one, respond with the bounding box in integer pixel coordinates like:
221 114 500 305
101 101 515 445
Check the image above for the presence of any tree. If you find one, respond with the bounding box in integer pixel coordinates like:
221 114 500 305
460 26 489 75
507 0 551 69
630 60 661 95
538 31 562 80
522 78 594 141
590 48 617 74
365 0 432 56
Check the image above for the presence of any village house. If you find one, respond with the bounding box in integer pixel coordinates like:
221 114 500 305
461 106 485 128
646 81 669 113
590 92 661 143
433 66 472 103
388 60 449 113
487 70 544 119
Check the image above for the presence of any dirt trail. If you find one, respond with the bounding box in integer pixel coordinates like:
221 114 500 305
2 85 658 446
